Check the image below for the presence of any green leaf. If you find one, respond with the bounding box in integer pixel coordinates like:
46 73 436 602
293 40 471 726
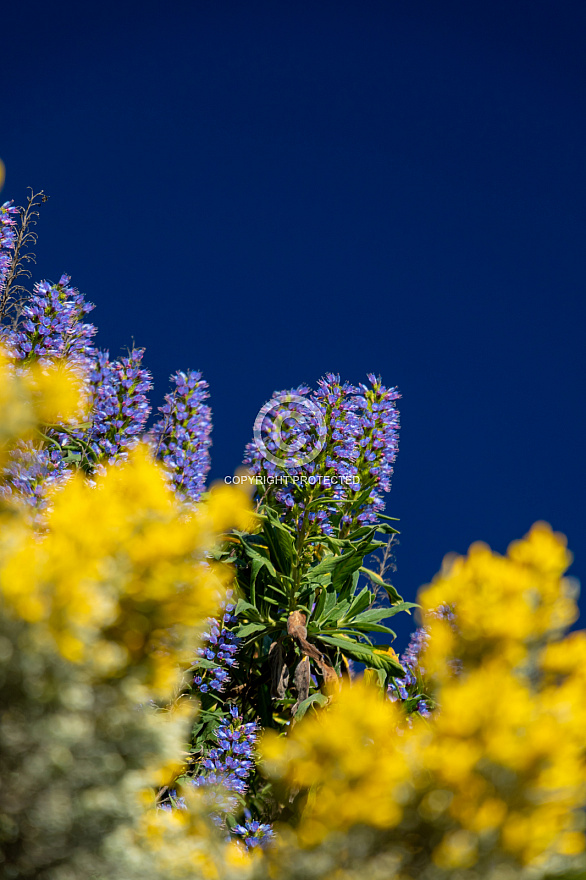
294 692 329 720
353 602 418 623
315 588 337 624
309 542 375 584
234 598 262 619
308 551 352 578
359 567 403 603
191 658 221 670
241 543 277 578
317 634 404 676
383 601 418 616
295 585 316 605
266 580 289 599
309 535 347 552
351 607 394 624
249 557 264 604
375 522 400 535
330 552 365 588
338 571 358 604
332 600 351 623
311 587 327 621
259 595 281 607
350 622 396 635
263 510 295 573
63 451 82 463
342 586 372 622
345 522 396 543
316 633 362 651
235 622 267 639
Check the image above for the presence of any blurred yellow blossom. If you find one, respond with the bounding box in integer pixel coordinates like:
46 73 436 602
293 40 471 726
260 523 586 878
420 522 577 679
0 444 249 698
0 349 88 471
0 357 253 879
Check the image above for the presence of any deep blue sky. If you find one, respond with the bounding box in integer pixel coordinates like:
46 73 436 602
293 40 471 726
2 0 586 643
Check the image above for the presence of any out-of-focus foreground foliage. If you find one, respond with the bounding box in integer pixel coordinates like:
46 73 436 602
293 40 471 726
0 353 254 879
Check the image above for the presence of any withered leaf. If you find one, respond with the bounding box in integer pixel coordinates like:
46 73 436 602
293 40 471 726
269 640 289 699
287 610 308 641
291 655 310 715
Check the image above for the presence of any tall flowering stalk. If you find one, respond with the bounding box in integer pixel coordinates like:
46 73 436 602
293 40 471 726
0 197 213 512
193 595 239 694
83 349 153 463
228 371 407 738
0 191 47 328
181 596 275 848
0 273 98 504
192 706 257 796
148 369 212 503
0 200 18 291
244 372 400 537
387 627 432 716
6 274 97 364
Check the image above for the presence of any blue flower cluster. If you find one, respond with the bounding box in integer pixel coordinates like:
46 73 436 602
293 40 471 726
160 712 274 850
314 372 400 527
0 442 66 513
148 370 212 503
389 606 458 716
157 792 186 813
0 265 214 506
232 811 275 849
193 706 257 796
0 269 220 510
388 627 432 717
83 349 153 463
0 277 156 503
0 200 17 288
6 275 96 364
193 595 239 694
0 271 98 508
244 372 400 533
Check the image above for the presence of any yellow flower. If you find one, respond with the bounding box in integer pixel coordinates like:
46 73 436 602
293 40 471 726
0 443 251 699
260 524 586 875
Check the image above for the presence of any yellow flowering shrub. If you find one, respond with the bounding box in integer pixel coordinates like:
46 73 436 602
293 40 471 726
421 523 576 678
258 524 586 880
0 351 85 465
0 360 253 880
1 445 245 695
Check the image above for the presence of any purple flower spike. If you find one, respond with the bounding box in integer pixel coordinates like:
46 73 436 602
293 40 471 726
0 201 18 289
192 706 258 796
387 626 435 717
83 349 153 463
244 373 400 534
6 275 97 365
193 593 240 693
148 369 212 503
232 811 275 850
